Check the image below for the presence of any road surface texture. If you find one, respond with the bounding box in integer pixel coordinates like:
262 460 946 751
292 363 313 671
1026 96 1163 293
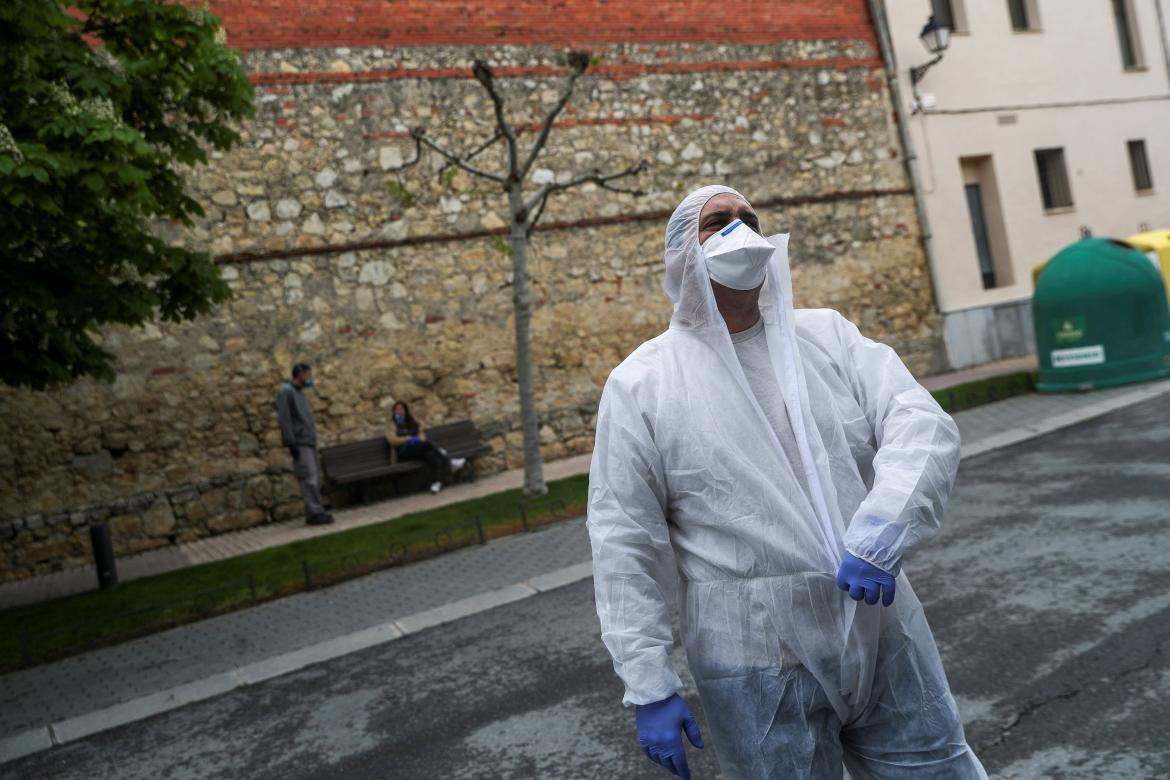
9 395 1169 779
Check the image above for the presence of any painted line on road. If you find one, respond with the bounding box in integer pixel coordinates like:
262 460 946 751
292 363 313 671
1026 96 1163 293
4 381 1167 765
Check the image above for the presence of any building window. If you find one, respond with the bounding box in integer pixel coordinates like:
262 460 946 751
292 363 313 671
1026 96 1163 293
932 0 955 29
1112 0 1144 69
1008 0 1029 30
961 155 1013 290
1034 148 1074 210
931 0 967 33
965 184 998 288
1128 139 1153 192
1008 0 1041 31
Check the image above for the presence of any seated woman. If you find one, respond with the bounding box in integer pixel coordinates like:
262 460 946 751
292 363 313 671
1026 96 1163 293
386 401 465 494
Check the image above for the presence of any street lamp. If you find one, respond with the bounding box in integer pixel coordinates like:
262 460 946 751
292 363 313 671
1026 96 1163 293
910 15 951 113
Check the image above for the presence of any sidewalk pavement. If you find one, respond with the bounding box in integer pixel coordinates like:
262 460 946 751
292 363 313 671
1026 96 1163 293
6 373 1164 765
0 356 1037 612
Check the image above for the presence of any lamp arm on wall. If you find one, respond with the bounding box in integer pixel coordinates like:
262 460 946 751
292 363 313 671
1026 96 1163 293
909 54 943 114
909 53 943 86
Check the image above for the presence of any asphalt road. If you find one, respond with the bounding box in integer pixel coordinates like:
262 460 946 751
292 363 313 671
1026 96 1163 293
10 395 1170 779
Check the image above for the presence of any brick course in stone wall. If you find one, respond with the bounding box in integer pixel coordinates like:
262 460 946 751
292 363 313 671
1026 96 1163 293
208 1 877 50
0 26 942 582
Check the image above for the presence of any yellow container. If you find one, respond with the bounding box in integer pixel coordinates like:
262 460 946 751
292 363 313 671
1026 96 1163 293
1032 229 1170 302
1032 258 1048 287
1126 229 1170 299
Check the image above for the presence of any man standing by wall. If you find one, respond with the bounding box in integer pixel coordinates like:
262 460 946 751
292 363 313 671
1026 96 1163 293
277 363 334 526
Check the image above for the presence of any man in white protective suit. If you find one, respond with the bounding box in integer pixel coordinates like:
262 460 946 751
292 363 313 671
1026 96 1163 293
586 184 986 779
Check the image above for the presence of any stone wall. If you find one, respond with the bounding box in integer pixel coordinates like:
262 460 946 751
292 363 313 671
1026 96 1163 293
0 15 945 582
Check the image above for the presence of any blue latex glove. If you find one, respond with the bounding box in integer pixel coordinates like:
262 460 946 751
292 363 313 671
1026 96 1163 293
836 551 896 606
408 435 421 445
636 693 703 779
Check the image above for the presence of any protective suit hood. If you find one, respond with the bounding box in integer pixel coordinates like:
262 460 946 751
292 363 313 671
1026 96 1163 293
664 184 792 333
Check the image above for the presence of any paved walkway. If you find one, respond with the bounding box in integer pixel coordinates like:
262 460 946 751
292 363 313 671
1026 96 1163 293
0 356 1035 611
6 373 1165 765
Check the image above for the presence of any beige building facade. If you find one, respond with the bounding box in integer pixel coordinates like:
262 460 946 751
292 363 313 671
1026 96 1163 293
882 0 1170 367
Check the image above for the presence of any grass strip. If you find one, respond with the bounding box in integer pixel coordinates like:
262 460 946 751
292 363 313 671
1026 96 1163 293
930 370 1037 414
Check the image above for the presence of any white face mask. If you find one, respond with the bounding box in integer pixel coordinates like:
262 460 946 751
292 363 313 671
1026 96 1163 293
701 219 774 291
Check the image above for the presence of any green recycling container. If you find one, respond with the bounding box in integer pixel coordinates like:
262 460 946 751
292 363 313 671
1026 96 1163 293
1033 238 1170 392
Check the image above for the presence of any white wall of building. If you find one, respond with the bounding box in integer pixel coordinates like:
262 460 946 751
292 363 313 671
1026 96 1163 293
883 0 1170 365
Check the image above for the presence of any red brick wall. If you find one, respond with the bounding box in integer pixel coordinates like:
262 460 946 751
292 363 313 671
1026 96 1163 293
209 1 876 50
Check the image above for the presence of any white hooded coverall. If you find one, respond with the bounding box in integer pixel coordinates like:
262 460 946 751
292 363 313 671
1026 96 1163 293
587 185 986 778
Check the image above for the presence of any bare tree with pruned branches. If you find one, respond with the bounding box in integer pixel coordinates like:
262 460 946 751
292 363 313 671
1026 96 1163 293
389 51 647 496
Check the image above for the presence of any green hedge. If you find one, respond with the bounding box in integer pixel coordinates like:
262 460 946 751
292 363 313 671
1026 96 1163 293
931 371 1037 414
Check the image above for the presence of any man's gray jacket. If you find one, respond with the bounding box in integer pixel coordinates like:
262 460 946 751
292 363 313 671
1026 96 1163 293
276 382 317 448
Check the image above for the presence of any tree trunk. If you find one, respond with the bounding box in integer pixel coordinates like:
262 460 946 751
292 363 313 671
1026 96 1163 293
508 186 547 496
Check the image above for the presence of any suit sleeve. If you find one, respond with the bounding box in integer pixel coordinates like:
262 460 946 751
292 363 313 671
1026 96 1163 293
586 375 682 707
833 313 961 575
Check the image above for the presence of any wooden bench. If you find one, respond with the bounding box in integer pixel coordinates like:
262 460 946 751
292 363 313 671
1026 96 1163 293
319 437 421 503
319 419 492 503
425 420 493 481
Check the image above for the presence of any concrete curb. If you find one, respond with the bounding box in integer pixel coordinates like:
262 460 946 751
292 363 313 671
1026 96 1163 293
960 381 1170 460
3 382 1168 765
0 729 53 764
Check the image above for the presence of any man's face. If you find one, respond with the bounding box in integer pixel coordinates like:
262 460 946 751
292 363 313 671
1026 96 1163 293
296 369 313 386
698 193 761 246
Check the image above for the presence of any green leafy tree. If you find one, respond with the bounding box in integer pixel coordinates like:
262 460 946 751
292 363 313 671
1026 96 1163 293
0 0 254 389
